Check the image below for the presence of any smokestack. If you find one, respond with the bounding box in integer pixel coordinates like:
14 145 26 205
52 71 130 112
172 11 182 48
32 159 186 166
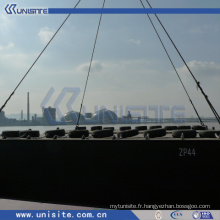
21 110 23 121
27 92 30 122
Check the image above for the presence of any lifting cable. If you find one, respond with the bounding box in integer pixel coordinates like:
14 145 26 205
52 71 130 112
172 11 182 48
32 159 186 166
0 0 82 113
139 0 204 126
76 0 106 128
142 0 220 124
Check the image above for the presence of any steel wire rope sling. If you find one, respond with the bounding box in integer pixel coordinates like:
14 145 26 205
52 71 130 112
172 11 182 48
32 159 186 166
140 0 220 124
0 0 83 113
138 0 204 126
76 0 106 128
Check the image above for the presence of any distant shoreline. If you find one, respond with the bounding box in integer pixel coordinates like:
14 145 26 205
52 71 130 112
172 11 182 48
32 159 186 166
0 118 218 127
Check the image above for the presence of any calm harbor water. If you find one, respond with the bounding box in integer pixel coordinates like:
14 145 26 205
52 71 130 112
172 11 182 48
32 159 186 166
0 121 219 210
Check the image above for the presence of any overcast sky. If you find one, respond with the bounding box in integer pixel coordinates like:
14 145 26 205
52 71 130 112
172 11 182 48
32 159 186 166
0 0 220 119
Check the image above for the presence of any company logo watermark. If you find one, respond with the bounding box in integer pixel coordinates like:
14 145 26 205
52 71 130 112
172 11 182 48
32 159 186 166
192 211 213 219
170 210 183 219
41 87 186 124
4 6 220 15
5 4 48 14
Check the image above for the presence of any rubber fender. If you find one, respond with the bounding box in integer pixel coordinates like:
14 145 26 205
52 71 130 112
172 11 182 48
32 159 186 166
92 129 114 138
117 129 139 138
1 130 20 138
19 130 40 138
91 126 102 131
69 130 89 138
135 126 147 131
172 129 197 138
119 126 131 131
143 128 166 138
76 126 87 130
45 129 65 138
199 130 220 138
103 127 114 131
149 125 162 129
177 125 191 130
192 125 207 130
164 126 178 131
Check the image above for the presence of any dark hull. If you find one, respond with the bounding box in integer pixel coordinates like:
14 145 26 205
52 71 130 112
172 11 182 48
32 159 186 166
0 139 219 209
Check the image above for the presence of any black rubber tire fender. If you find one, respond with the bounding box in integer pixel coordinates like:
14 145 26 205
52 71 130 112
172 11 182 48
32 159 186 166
172 129 197 138
143 128 166 138
135 126 147 131
19 130 40 138
69 130 89 138
91 126 102 131
177 125 191 130
192 125 207 130
76 126 87 130
45 129 65 138
119 126 131 131
103 127 115 131
149 125 162 129
164 126 178 131
1 130 20 138
117 129 139 138
199 130 220 138
92 129 114 138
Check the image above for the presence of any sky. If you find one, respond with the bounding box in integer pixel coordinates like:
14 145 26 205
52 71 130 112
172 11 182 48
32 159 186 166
0 0 220 120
